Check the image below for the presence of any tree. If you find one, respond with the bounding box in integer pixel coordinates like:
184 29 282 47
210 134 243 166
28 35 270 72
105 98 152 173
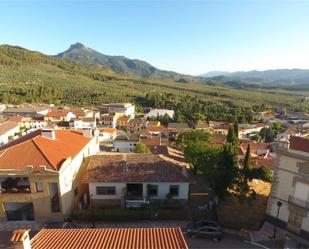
259 127 274 142
226 126 238 145
176 130 211 150
233 119 239 138
244 144 251 170
135 143 150 153
200 143 238 200
183 142 208 175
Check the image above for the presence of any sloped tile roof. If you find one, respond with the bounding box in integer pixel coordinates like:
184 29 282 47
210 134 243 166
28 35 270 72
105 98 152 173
45 111 69 117
0 121 19 135
0 130 91 172
30 228 188 249
290 136 309 153
84 153 189 183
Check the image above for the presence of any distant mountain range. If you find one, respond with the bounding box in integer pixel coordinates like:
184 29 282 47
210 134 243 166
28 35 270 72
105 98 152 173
201 69 309 86
55 42 187 80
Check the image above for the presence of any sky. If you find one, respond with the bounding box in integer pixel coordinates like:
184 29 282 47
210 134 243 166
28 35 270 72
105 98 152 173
1 1 309 75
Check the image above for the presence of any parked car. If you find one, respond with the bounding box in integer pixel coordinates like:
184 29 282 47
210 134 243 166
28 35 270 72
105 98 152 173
185 220 223 241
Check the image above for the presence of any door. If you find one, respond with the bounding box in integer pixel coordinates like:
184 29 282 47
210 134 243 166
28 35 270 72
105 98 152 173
287 211 303 234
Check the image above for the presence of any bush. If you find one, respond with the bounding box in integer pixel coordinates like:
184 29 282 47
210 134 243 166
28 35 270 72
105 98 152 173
72 206 189 221
252 166 273 182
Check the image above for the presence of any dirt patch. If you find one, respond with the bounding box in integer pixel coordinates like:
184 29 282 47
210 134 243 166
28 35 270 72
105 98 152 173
217 180 271 230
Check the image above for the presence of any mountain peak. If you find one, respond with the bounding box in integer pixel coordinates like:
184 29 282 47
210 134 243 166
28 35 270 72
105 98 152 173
69 42 86 50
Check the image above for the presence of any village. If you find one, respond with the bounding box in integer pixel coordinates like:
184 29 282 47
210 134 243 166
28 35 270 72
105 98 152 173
0 102 308 249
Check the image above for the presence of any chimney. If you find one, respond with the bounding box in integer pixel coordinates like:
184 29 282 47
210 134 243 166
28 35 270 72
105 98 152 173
41 129 56 140
83 128 93 137
11 229 31 249
121 160 129 173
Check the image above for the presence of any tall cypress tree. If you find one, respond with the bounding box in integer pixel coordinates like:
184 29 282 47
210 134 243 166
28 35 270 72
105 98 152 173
244 144 251 169
233 120 239 139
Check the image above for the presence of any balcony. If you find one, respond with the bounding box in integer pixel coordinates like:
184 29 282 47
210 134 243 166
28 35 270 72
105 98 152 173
288 195 309 209
0 177 31 194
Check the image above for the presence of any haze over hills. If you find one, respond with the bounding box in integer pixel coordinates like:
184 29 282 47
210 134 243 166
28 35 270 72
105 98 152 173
1 43 307 113
201 69 309 86
55 42 186 80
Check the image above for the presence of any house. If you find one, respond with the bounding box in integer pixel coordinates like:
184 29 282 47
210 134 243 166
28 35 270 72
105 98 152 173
144 120 161 128
10 227 188 249
117 115 131 129
238 123 270 138
98 127 117 142
100 103 135 118
0 129 99 221
113 134 139 152
83 153 190 208
146 125 169 137
128 117 144 133
100 114 119 128
266 136 309 239
140 135 169 154
2 104 50 118
209 121 230 135
238 141 275 169
44 111 76 122
69 107 93 119
70 117 96 129
0 121 20 145
168 122 191 140
8 116 47 129
144 109 175 120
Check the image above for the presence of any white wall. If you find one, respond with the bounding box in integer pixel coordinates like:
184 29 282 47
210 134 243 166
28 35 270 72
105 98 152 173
58 136 99 217
0 125 20 145
89 182 189 200
113 140 137 152
89 182 126 200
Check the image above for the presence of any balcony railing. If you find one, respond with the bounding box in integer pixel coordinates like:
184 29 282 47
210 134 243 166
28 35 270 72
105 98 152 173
288 195 309 209
125 198 149 208
0 187 31 194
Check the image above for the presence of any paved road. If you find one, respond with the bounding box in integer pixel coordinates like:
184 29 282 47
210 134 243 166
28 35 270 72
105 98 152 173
186 234 263 249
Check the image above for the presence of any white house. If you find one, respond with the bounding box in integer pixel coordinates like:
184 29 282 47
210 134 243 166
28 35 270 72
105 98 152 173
100 103 135 118
113 134 139 152
267 136 309 239
0 128 100 221
0 121 20 145
44 111 76 122
98 128 117 142
70 118 96 129
145 109 175 120
83 153 190 208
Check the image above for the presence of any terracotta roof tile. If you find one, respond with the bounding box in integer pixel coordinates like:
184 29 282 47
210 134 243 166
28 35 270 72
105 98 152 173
84 153 189 183
0 130 91 172
0 121 19 135
290 136 309 153
45 111 69 117
30 228 188 249
11 229 30 242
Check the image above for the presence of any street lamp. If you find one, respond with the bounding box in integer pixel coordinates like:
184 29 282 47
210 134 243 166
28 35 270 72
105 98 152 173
272 201 282 239
90 194 95 228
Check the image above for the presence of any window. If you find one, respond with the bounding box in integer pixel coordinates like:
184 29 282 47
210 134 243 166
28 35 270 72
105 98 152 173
96 186 116 195
149 185 158 197
49 183 60 212
169 185 179 197
36 182 44 192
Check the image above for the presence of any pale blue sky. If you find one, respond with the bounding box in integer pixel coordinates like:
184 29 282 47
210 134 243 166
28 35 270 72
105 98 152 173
1 1 309 75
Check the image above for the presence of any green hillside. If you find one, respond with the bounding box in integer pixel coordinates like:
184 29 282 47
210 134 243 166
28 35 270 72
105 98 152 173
0 44 308 122
55 43 183 79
